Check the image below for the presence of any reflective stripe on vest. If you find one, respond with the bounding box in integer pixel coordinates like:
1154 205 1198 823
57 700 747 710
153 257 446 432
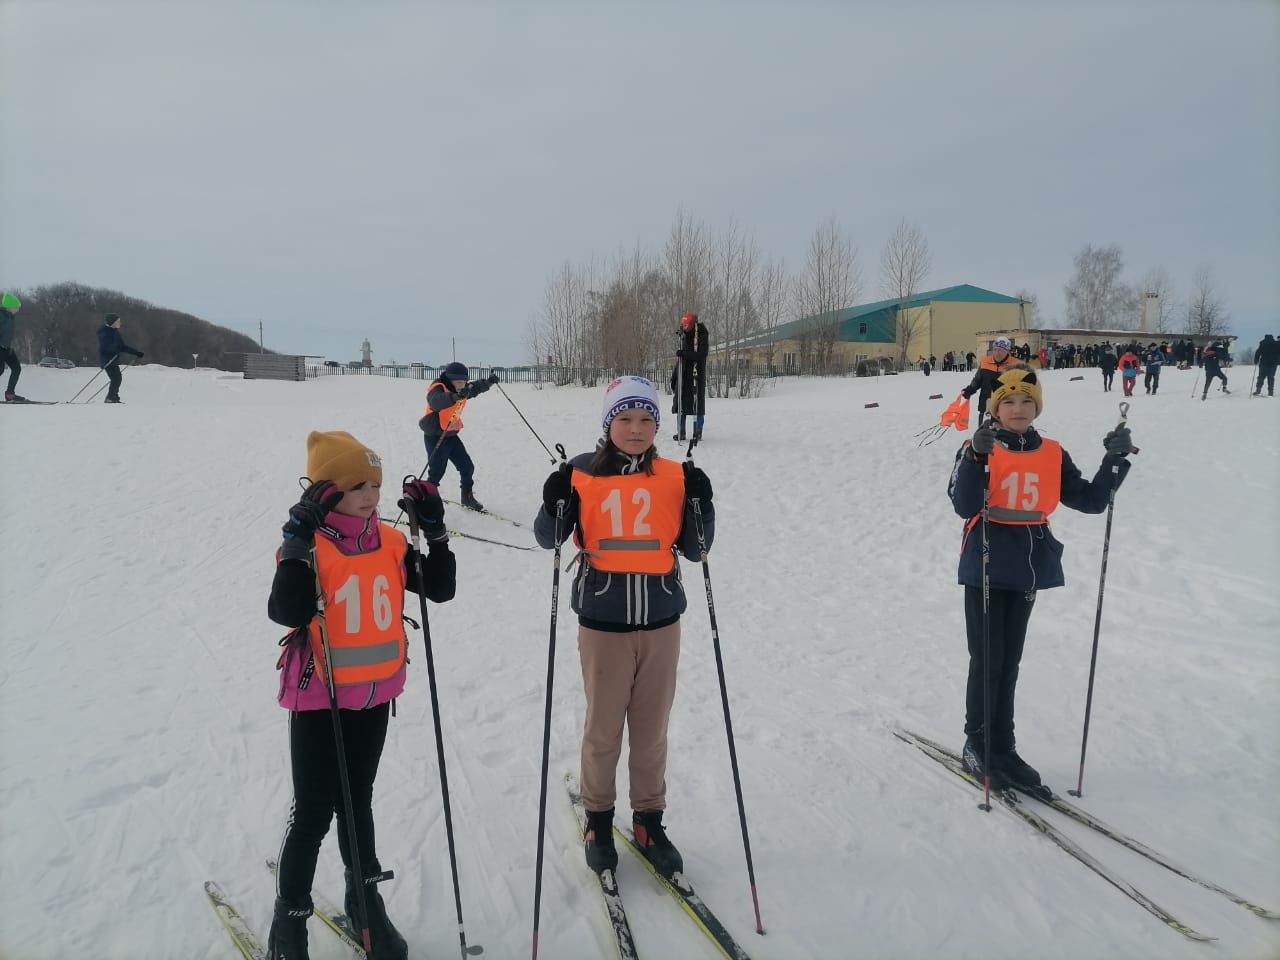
309 525 408 686
977 439 1063 527
571 458 685 574
424 383 466 433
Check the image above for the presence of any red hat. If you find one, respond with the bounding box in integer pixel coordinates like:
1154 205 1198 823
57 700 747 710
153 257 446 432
680 312 697 329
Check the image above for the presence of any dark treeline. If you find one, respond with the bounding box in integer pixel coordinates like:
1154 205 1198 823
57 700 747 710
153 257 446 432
6 282 269 370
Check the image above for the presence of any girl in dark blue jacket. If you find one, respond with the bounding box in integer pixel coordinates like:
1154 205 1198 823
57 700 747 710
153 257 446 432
947 367 1133 788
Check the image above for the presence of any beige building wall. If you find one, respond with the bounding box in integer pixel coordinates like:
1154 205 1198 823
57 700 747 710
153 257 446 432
926 302 1026 363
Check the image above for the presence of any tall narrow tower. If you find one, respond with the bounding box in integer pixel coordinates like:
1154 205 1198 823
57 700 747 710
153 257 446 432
361 339 372 368
1140 292 1160 334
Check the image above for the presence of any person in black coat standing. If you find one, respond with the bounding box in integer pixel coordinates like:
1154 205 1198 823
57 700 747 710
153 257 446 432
1254 334 1278 397
670 312 709 441
1200 341 1230 399
96 314 144 403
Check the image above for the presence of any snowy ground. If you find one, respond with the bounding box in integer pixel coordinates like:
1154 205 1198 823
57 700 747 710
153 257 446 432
1 362 1277 960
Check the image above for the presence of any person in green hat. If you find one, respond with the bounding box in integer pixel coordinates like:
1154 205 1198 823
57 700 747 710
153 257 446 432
0 293 25 402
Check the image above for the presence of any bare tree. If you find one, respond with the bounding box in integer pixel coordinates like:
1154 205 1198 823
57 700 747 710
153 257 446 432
879 218 932 365
1183 265 1230 337
796 218 860 374
528 260 600 384
704 219 761 397
1139 267 1178 334
662 209 710 329
755 258 790 376
1064 244 1136 330
1014 289 1039 329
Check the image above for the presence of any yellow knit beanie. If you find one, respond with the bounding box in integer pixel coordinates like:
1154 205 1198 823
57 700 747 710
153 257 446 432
988 366 1043 417
306 431 382 490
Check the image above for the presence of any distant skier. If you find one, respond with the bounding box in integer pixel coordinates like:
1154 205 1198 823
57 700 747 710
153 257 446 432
418 362 500 511
1141 343 1166 395
266 430 457 960
960 337 1019 421
1095 344 1116 392
1 292 24 401
96 313 144 403
534 376 714 877
1200 341 1230 399
1254 334 1278 397
670 312 709 442
1118 347 1142 398
948 366 1134 789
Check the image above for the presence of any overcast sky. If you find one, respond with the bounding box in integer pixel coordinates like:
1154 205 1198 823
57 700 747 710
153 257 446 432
2 0 1276 364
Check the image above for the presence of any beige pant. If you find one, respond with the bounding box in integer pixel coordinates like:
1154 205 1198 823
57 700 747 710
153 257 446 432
578 622 681 813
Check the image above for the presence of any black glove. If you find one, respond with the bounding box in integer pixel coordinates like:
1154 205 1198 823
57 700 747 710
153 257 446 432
542 463 575 515
466 379 493 397
1103 426 1133 457
971 423 997 457
683 462 713 502
282 480 343 543
399 478 448 541
488 372 500 384
676 349 692 360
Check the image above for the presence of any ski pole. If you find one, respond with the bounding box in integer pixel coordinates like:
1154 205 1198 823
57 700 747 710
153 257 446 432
531 446 569 960
978 431 994 813
89 355 140 403
307 537 375 956
403 489 484 959
494 382 557 463
67 353 118 402
1189 371 1200 399
1069 402 1130 799
687 476 766 935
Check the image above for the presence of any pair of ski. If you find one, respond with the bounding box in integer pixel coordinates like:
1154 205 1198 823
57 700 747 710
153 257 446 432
388 510 534 552
204 860 392 960
2 397 57 405
895 727 1279 942
565 773 751 960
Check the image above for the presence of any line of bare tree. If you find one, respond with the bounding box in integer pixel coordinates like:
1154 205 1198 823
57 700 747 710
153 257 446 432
526 211 942 392
1062 244 1230 336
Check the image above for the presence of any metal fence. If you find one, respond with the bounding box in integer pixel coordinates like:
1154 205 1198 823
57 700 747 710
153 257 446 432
305 358 901 386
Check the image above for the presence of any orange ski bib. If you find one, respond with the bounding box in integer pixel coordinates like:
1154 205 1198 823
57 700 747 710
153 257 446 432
572 459 686 574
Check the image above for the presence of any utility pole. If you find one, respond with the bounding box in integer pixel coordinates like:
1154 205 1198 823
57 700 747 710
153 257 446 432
259 320 264 354
452 337 456 361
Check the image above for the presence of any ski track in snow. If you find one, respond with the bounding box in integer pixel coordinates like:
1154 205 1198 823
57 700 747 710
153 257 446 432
1 365 1277 960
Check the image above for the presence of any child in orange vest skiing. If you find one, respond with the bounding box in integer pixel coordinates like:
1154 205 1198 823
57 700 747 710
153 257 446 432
267 431 457 960
419 362 500 511
534 376 715 878
947 367 1134 790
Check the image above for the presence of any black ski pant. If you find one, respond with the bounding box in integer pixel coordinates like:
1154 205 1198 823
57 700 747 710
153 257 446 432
275 703 390 907
1256 364 1276 395
1101 370 1114 391
1 347 19 395
1144 368 1160 393
963 585 1036 752
1202 368 1227 396
104 363 123 400
424 432 475 493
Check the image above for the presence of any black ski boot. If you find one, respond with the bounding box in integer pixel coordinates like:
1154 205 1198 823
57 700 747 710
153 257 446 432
993 748 1043 788
583 807 618 874
344 868 408 960
4 392 26 402
673 433 686 442
460 489 485 512
266 896 312 960
961 733 1004 786
632 810 683 878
